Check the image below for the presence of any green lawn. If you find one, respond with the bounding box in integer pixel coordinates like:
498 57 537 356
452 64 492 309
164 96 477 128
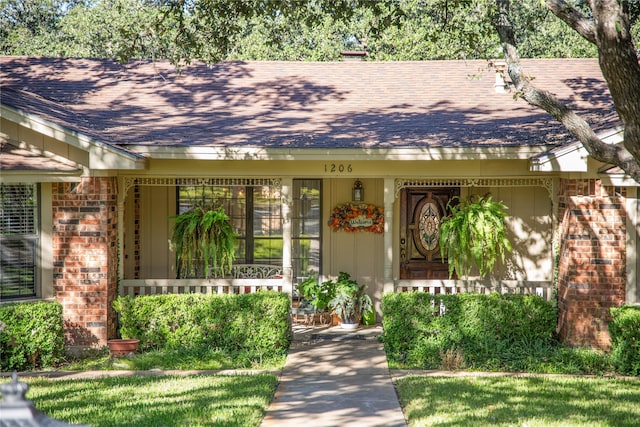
396 374 640 426
6 365 640 426
7 374 277 427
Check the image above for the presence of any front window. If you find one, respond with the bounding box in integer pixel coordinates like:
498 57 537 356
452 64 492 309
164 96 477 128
0 183 39 299
176 179 322 280
292 179 321 281
177 184 283 268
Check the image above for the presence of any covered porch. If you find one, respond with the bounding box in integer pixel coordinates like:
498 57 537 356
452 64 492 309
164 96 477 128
116 174 557 310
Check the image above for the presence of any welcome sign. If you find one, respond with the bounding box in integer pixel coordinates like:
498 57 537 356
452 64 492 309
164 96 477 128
328 203 384 234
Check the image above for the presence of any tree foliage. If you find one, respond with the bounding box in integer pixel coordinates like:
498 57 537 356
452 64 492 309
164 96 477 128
495 0 640 183
0 0 610 60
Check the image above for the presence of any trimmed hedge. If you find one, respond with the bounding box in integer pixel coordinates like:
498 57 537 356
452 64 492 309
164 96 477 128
381 292 557 371
609 305 640 376
113 291 292 361
0 301 65 371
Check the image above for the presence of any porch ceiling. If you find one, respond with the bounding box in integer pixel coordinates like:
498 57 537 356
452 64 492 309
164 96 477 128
0 141 81 173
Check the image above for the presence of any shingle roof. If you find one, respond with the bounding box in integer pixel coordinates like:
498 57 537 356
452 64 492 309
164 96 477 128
0 56 618 152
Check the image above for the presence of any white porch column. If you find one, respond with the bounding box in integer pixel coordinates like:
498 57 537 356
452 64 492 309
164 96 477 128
281 177 294 297
383 178 396 294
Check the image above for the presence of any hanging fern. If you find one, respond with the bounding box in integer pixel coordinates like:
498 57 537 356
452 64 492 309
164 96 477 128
170 206 237 279
439 194 512 279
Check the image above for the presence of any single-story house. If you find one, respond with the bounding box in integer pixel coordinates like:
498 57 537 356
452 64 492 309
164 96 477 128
1 55 638 350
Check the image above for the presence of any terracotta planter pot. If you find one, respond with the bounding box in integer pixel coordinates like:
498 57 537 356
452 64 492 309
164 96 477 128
107 339 140 357
331 314 340 326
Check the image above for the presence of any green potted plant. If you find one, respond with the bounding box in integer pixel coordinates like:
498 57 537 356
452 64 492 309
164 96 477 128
170 205 237 279
110 296 140 357
439 194 512 279
327 272 373 330
297 274 336 312
293 274 336 324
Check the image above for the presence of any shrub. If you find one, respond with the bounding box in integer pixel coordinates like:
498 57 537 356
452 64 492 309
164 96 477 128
113 291 291 363
381 292 557 371
609 305 640 376
0 301 64 371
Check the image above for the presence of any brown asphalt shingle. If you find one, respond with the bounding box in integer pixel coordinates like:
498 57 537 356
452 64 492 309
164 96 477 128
0 56 618 152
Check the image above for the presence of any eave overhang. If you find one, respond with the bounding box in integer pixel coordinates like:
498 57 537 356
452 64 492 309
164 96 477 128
1 104 147 171
529 127 624 173
0 140 84 183
597 164 640 187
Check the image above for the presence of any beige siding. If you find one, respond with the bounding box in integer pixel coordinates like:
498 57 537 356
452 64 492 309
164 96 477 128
123 186 135 280
123 162 554 298
125 177 553 285
20 127 44 150
323 178 386 314
39 183 54 299
450 186 553 281
124 186 176 279
143 186 176 279
496 186 553 281
1 119 90 168
138 158 534 178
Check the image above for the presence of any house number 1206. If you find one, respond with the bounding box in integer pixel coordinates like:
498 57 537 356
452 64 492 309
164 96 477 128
324 163 353 173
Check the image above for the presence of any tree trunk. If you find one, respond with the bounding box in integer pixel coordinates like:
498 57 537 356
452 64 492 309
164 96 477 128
495 0 640 183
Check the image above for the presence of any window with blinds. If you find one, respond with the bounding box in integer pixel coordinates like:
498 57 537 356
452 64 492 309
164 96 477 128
0 184 39 299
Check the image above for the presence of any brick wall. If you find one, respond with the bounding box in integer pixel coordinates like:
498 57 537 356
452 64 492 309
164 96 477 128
556 178 626 349
52 177 118 350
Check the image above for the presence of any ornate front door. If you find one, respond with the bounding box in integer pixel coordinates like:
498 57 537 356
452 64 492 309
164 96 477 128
399 188 459 280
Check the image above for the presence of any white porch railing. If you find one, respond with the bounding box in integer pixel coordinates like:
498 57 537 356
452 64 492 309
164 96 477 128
119 278 284 297
396 279 554 300
119 277 553 300
120 264 285 297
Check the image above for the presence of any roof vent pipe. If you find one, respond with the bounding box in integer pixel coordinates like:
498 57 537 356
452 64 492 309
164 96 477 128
493 60 509 93
340 51 367 61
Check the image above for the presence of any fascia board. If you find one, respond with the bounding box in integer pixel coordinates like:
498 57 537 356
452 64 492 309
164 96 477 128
1 104 147 170
128 145 549 161
0 172 84 184
529 142 589 172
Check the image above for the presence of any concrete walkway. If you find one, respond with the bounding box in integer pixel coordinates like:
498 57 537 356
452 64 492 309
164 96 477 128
261 325 407 427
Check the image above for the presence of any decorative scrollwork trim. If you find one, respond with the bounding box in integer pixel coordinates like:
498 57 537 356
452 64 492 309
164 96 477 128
123 177 282 194
395 177 553 197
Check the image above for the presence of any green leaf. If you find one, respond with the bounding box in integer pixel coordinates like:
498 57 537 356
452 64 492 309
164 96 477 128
439 194 512 279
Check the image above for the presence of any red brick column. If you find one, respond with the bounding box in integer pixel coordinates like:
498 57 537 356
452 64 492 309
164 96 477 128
52 177 118 350
556 179 626 349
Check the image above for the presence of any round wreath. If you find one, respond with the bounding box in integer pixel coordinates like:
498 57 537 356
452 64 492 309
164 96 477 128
328 203 384 233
